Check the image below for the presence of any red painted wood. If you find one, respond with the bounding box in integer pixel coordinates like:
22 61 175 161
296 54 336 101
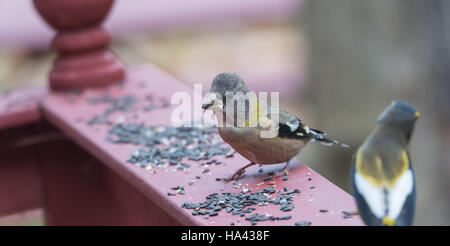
0 87 47 130
0 124 44 217
33 0 125 90
33 0 114 31
36 125 180 225
41 64 363 226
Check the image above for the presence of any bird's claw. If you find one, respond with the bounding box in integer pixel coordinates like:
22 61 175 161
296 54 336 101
275 163 290 177
222 169 246 182
275 169 289 177
221 162 256 182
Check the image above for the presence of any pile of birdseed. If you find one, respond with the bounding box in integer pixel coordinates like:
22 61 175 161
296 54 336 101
84 93 232 172
106 123 231 171
181 186 301 225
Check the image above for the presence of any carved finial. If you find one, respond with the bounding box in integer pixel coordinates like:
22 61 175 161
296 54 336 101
33 0 125 90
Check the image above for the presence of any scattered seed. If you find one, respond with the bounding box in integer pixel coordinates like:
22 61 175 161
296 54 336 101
282 176 289 181
171 185 183 190
263 176 272 181
295 220 312 226
342 211 357 218
342 211 357 215
343 214 353 219
87 94 137 126
279 215 292 220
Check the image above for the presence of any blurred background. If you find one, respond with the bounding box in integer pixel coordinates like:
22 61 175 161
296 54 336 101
0 0 449 225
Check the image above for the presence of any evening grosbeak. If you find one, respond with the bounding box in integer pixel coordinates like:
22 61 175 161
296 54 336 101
202 73 346 181
351 100 419 226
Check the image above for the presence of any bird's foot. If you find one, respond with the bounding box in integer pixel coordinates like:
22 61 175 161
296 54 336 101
221 162 256 182
275 161 290 177
275 169 289 177
222 170 246 182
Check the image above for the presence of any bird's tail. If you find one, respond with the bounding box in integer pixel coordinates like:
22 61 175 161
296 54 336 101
309 128 349 148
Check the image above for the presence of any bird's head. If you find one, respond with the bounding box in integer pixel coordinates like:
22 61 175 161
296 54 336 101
202 73 249 112
377 100 420 141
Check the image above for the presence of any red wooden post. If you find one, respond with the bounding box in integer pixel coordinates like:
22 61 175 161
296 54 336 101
33 0 125 90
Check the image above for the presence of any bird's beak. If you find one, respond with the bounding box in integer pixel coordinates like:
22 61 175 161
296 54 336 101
202 93 217 111
202 103 213 110
414 111 420 119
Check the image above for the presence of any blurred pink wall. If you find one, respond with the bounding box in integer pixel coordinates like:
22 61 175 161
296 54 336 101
0 0 304 50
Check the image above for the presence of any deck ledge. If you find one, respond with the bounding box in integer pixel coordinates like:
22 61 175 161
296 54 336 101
32 64 363 226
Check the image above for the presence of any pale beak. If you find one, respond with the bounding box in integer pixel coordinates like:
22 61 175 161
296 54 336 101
202 103 213 110
202 93 217 111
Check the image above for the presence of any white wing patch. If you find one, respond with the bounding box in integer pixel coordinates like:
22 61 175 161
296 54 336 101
355 170 414 220
387 170 414 220
355 172 385 218
286 120 299 132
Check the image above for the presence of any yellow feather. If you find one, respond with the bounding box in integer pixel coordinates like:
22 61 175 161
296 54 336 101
356 149 384 187
244 97 271 128
355 148 409 188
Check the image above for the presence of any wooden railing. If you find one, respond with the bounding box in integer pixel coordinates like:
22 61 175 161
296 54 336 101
0 0 362 226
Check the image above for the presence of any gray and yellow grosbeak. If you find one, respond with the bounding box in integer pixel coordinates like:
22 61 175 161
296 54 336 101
351 100 419 226
202 73 346 181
